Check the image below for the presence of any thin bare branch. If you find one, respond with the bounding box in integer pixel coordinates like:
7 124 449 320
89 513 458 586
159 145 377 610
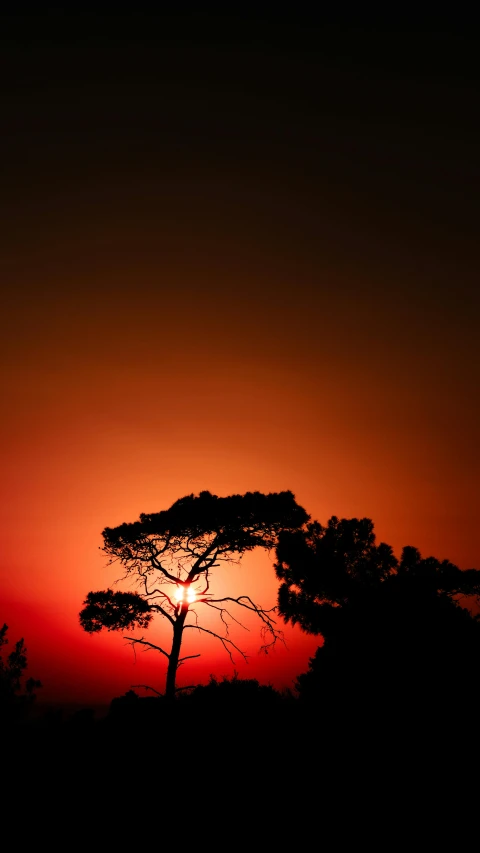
184 624 249 665
188 540 220 581
131 684 163 696
207 596 286 654
209 595 277 617
204 601 251 633
148 602 176 624
123 636 171 659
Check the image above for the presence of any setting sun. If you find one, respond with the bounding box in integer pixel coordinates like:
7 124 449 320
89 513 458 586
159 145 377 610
174 586 197 604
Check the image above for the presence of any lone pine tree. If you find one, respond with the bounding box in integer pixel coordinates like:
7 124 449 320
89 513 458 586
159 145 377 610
80 490 308 698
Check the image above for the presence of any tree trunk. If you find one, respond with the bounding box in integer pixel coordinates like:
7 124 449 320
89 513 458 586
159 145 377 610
165 604 188 700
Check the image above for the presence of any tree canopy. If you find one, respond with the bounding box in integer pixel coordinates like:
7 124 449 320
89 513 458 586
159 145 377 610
80 490 309 698
275 516 480 714
275 516 480 636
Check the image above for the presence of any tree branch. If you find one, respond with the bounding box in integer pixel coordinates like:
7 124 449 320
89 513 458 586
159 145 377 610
123 636 171 659
148 603 176 624
204 602 251 634
178 653 202 666
188 539 220 581
138 573 176 624
131 684 163 696
206 595 286 654
184 624 249 665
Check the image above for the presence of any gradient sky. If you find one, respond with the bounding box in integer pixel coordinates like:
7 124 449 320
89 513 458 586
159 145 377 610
1 13 479 705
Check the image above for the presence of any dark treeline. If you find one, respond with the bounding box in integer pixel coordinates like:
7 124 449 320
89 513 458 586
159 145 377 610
4 499 480 794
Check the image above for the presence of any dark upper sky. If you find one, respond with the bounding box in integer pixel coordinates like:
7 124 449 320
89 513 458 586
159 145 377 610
1 12 479 702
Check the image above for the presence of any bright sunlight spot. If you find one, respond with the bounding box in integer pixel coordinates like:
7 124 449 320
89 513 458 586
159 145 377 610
174 586 197 604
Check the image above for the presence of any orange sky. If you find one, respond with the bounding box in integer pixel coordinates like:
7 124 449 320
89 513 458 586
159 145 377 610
1 15 478 705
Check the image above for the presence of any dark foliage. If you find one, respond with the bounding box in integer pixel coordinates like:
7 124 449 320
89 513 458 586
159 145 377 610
105 675 296 749
180 673 288 710
0 623 42 721
102 489 309 561
79 589 153 632
275 517 480 720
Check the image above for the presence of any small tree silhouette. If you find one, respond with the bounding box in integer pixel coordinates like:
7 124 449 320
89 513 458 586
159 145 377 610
0 623 42 721
80 490 308 699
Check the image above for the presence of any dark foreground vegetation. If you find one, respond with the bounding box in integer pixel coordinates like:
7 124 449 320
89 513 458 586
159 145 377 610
4 659 479 831
5 662 479 779
4 502 480 812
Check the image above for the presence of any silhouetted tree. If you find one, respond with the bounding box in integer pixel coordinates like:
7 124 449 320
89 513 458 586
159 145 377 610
0 623 42 721
80 490 308 699
275 517 480 716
